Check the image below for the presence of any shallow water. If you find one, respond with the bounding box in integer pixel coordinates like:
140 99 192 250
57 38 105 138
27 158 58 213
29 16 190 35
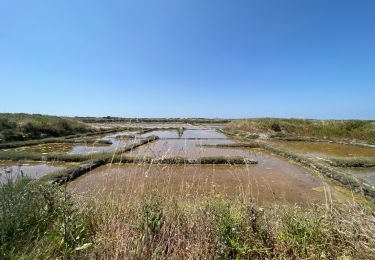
270 140 375 158
9 131 140 155
68 140 138 155
0 161 74 182
340 167 375 186
141 130 181 139
141 128 228 140
69 155 329 206
181 129 228 139
68 131 140 155
128 126 240 159
126 139 243 159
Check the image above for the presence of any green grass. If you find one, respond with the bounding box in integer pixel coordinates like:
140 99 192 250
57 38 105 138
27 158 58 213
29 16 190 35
226 118 375 144
0 113 94 143
0 177 91 259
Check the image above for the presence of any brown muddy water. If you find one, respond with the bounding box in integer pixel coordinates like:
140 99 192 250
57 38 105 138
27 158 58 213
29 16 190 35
69 152 331 206
181 129 228 139
126 139 248 159
141 130 181 139
269 140 375 158
130 127 239 159
0 161 75 182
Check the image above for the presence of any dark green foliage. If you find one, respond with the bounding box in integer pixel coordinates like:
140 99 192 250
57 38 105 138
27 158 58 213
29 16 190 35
0 118 16 130
271 122 282 132
141 197 165 237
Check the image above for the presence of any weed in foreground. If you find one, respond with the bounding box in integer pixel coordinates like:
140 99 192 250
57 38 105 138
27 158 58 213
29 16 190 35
0 177 91 259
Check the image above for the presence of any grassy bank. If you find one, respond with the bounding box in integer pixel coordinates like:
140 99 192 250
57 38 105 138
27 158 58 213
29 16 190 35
2 178 374 259
0 113 94 143
326 157 375 168
200 143 261 148
77 117 230 124
0 126 136 149
226 118 375 144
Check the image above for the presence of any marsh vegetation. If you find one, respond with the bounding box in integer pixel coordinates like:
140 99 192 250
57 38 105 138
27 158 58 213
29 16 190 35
1 115 375 259
226 118 375 144
0 113 94 142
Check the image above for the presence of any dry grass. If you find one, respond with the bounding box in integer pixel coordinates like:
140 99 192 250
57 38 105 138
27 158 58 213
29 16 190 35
79 194 375 259
3 157 375 259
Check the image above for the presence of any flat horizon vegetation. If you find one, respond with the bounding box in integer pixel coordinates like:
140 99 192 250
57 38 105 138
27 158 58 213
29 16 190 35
226 118 375 144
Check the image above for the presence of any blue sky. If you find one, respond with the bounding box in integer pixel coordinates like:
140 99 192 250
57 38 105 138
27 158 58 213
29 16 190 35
1 0 374 119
